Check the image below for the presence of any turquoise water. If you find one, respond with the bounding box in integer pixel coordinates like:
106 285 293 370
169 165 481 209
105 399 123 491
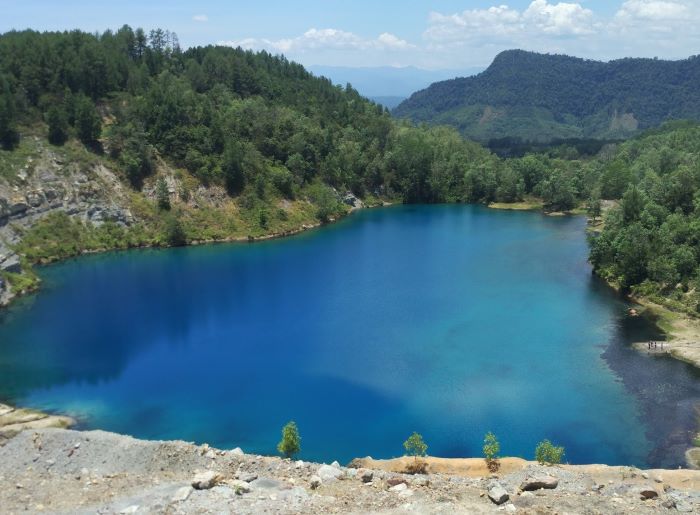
0 205 698 466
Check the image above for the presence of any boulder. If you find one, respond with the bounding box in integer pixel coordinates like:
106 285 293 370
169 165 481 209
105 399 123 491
488 483 510 505
317 464 343 482
171 486 193 502
389 483 408 492
387 477 407 487
192 471 222 490
309 475 322 489
236 472 258 483
520 475 559 491
230 447 244 456
639 488 658 500
359 469 374 483
9 201 29 217
0 255 21 274
229 479 252 494
25 191 45 208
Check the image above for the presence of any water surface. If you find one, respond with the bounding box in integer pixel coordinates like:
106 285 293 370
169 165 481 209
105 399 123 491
1 205 698 466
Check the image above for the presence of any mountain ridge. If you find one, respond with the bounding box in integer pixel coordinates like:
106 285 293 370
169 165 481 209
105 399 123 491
393 49 700 142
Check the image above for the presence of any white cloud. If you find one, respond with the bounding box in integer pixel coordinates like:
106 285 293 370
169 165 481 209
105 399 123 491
425 1 596 44
193 14 208 23
523 0 595 35
615 0 693 21
221 28 414 54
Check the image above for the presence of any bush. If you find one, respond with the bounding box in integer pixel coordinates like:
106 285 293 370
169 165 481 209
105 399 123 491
483 431 501 472
404 460 429 475
535 439 565 465
277 421 301 459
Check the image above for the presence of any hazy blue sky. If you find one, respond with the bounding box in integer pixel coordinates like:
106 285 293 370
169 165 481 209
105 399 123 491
2 1 698 69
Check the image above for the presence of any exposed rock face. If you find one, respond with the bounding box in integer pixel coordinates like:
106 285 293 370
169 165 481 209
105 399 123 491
0 142 134 307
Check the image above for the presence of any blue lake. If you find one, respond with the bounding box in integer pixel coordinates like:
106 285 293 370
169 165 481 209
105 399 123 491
1 205 699 467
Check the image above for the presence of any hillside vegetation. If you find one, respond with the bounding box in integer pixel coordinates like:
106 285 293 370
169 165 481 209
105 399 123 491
394 50 700 143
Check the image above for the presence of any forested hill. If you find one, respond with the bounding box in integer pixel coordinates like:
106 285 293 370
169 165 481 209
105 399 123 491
393 50 700 143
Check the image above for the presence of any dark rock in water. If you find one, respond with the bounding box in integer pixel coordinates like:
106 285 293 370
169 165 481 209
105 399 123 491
520 475 559 491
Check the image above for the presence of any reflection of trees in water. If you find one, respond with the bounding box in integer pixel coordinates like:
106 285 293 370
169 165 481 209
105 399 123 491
601 289 700 468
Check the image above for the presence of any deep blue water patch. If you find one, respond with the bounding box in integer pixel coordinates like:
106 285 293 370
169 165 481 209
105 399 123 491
0 205 698 467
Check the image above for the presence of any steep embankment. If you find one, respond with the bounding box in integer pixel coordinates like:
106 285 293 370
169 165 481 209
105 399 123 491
394 50 700 142
1 428 699 513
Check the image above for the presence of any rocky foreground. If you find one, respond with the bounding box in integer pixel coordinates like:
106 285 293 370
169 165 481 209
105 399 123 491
1 428 700 514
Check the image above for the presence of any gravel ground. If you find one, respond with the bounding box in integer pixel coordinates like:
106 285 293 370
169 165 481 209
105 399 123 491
1 428 699 514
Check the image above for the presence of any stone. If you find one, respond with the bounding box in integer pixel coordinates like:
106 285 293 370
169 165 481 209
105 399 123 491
0 255 21 274
639 489 658 500
398 488 414 498
119 506 139 514
520 475 559 491
237 472 258 483
294 460 304 469
488 484 510 505
360 469 374 483
171 486 193 502
229 479 252 494
317 464 343 482
505 503 517 513
25 191 45 208
192 471 223 490
330 460 341 469
387 477 407 487
231 447 244 456
309 475 322 489
205 450 216 459
389 483 408 492
9 202 29 217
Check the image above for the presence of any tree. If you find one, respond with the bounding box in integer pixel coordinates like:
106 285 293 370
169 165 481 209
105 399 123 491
535 440 565 465
47 105 69 145
587 188 602 221
482 432 501 472
156 176 171 210
0 76 19 149
403 432 428 462
222 140 246 194
74 95 102 144
163 212 186 246
621 185 644 223
277 421 301 459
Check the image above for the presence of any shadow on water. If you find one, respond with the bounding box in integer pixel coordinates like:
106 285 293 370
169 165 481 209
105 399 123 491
595 277 700 468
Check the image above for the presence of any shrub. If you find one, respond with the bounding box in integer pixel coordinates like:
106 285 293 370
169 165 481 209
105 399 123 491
535 439 565 465
483 431 501 472
403 432 428 461
277 421 301 459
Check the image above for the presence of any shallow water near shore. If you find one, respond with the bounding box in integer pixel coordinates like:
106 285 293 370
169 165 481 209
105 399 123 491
1 204 699 467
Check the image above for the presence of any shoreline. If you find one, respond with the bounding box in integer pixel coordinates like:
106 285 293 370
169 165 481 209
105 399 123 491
0 403 75 446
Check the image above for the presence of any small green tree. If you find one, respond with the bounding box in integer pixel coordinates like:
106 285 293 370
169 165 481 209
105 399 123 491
403 432 428 462
74 95 101 144
483 431 501 472
47 105 69 145
535 439 565 465
277 421 301 459
163 212 186 247
156 176 171 210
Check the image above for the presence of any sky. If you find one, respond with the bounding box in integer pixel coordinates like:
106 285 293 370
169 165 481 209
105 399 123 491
1 1 699 70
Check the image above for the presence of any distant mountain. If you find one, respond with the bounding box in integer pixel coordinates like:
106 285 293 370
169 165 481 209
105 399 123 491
308 65 482 100
393 50 700 142
369 96 406 109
